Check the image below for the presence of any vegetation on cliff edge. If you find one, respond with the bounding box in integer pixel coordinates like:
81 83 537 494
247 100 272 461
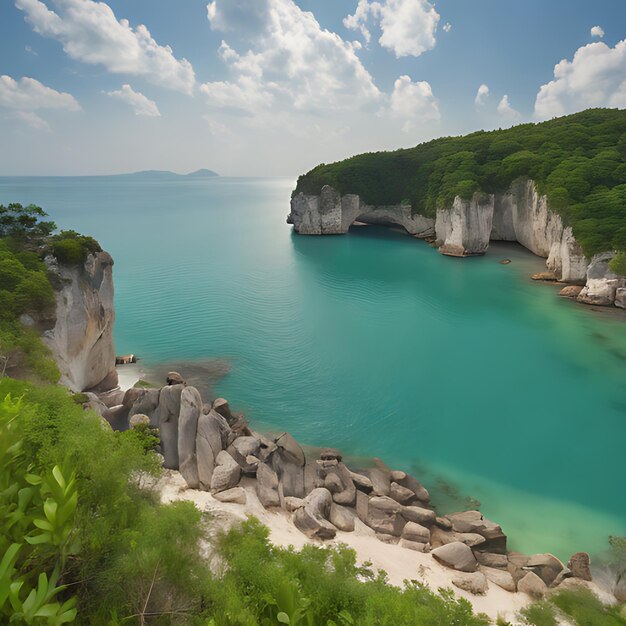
294 108 626 259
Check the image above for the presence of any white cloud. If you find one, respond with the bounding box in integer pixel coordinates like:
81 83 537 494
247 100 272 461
534 40 626 119
343 0 440 58
14 110 50 131
497 94 520 119
202 0 380 113
474 83 489 107
106 84 160 117
343 0 373 44
15 0 195 94
0 74 80 111
590 25 605 38
390 75 440 131
442 22 451 33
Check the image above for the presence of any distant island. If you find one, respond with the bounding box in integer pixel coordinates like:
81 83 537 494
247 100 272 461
0 168 219 180
106 168 219 180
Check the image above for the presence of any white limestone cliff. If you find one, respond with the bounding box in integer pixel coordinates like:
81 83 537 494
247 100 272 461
43 251 117 391
289 185 434 237
289 179 625 307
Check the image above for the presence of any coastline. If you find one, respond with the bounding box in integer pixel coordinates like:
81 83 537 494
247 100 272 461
156 469 619 623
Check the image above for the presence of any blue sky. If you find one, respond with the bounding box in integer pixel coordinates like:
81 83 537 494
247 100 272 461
0 0 625 176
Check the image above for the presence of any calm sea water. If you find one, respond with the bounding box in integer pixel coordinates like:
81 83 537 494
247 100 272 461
2 176 625 559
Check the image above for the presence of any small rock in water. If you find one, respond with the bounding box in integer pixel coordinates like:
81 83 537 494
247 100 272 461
559 285 584 298
531 271 558 281
499 259 511 265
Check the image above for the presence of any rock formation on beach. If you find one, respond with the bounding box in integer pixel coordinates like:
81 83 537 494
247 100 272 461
89 371 617 601
288 179 626 309
42 250 117 392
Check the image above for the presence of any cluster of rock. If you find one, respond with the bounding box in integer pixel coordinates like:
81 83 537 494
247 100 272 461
87 373 612 600
288 181 626 309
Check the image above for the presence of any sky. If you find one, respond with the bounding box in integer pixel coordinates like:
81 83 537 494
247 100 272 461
0 0 625 177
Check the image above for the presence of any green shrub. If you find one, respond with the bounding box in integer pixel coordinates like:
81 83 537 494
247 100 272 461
551 588 626 626
519 601 557 626
609 252 626 276
50 230 101 265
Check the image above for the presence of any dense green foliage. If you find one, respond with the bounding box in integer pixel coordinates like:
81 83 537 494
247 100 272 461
214 518 490 625
50 231 101 266
294 108 626 258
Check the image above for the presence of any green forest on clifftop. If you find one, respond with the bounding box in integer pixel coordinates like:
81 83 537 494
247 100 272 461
294 109 626 261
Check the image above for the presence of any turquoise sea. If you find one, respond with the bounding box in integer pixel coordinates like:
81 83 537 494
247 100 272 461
2 175 625 559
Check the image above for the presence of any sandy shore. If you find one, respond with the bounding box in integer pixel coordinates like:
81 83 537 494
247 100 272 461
157 469 533 624
115 363 145 391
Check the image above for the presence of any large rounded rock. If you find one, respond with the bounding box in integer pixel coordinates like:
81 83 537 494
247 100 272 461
210 450 241 493
452 572 488 595
567 552 592 581
256 462 280 508
445 510 506 552
213 487 247 504
402 505 436 526
275 432 305 466
153 384 184 469
401 522 430 544
475 552 508 570
526 553 564 586
329 503 356 532
389 482 416 505
394 472 430 503
481 566 516 592
196 410 229 490
178 386 202 488
431 542 478 572
293 488 337 540
366 495 406 536
348 470 373 494
518 571 548 598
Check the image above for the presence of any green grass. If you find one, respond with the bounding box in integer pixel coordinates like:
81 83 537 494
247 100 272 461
294 108 626 260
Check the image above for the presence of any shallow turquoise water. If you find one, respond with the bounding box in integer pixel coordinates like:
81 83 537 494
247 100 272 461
2 176 625 559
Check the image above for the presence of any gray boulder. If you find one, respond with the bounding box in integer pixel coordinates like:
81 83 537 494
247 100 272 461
394 472 430 503
227 436 261 475
153 384 184 469
452 572 488 595
401 522 430 544
567 552 592 581
178 386 202 488
475 552 508 569
348 470 373 494
366 496 406 536
256 462 281 508
402 505 436 526
431 542 478 572
517 571 548 598
400 539 430 553
213 487 247 504
275 432 306 466
525 553 565 586
293 488 337 540
196 410 227 489
481 566 516 592
316 459 356 506
329 503 356 532
445 510 506 552
210 450 241 493
389 482 416 505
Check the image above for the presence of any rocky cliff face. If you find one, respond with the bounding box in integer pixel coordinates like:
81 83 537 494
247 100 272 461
289 185 434 237
290 180 625 308
43 251 117 392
